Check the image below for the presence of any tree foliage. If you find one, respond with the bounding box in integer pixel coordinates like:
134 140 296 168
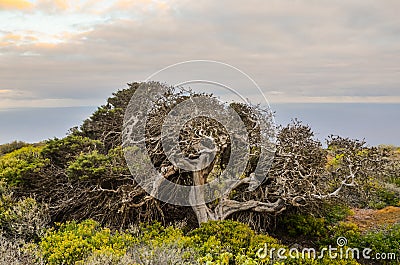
2 83 392 231
77 83 139 151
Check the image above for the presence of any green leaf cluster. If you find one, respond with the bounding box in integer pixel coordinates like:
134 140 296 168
0 146 48 186
39 219 136 265
66 151 109 180
42 135 103 167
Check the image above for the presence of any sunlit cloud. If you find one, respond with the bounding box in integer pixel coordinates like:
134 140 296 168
0 0 399 107
0 33 38 46
0 0 33 10
0 0 169 45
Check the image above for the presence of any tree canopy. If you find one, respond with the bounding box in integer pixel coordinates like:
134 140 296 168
0 82 394 230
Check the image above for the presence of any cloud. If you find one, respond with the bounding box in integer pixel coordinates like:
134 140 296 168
268 95 400 104
0 98 103 108
0 32 39 46
0 0 399 108
0 0 32 10
33 0 69 12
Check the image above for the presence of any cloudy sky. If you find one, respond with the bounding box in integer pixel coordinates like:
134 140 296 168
0 0 399 144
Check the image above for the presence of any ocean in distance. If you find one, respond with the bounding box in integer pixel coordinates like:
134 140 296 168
0 103 399 146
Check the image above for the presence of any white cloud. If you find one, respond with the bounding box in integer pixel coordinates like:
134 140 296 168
0 0 399 108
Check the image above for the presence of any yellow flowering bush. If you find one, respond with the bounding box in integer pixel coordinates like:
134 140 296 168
0 146 48 186
39 219 136 265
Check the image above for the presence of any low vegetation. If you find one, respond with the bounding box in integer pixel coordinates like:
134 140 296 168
0 83 399 264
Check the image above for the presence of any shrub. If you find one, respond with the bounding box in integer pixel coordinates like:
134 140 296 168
366 185 400 209
281 213 329 239
356 223 400 265
0 181 49 241
0 146 48 186
0 141 30 156
377 187 399 207
126 242 196 265
188 220 255 257
39 219 136 265
0 235 41 265
137 221 189 247
325 221 361 246
322 203 352 224
40 220 197 265
84 222 198 265
37 219 366 265
321 222 399 264
285 257 361 265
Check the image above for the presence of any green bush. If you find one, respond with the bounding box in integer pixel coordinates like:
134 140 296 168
321 222 399 264
324 221 361 246
188 220 255 257
367 186 400 209
393 178 400 187
40 220 196 265
0 146 48 186
322 203 351 224
36 219 366 265
39 219 136 265
356 223 400 265
376 188 399 207
281 214 329 239
285 257 361 265
0 141 30 156
186 220 360 265
82 242 197 265
137 221 189 246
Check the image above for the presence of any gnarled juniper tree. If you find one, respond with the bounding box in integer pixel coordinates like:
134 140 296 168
14 82 386 228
